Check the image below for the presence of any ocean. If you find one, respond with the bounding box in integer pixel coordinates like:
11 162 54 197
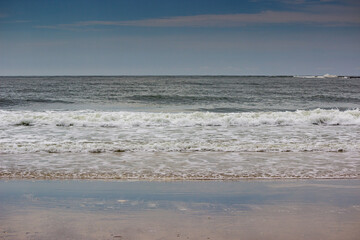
0 75 359 179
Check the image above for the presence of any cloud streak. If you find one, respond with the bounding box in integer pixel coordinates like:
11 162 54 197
1 20 33 24
36 9 360 30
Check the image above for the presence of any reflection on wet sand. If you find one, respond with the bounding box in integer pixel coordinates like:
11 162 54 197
0 180 359 240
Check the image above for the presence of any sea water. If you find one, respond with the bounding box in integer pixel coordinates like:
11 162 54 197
0 76 359 179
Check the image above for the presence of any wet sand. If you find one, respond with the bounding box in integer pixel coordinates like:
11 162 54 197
1 180 360 240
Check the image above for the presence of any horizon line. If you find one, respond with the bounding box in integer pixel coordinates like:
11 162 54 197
0 74 358 77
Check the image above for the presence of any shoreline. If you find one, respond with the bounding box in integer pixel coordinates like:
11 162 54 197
2 151 358 180
1 179 359 240
1 177 359 181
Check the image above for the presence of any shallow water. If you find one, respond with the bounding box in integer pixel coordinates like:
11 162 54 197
1 152 359 179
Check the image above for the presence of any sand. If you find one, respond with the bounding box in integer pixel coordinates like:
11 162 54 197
1 180 360 240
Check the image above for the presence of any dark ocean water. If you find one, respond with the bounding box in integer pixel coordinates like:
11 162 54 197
0 76 359 179
1 76 360 112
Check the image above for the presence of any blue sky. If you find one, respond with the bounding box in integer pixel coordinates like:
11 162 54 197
0 0 359 75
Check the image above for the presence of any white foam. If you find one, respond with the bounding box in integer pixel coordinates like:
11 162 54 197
0 109 359 154
0 152 359 179
294 74 338 79
1 108 359 128
0 141 358 153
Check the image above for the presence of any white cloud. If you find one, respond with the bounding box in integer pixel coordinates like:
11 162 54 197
37 9 360 29
35 2 360 30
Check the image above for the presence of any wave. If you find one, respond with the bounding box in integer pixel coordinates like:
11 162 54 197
0 141 357 154
307 95 360 103
24 98 74 104
1 108 359 128
293 74 339 79
0 98 19 107
0 98 74 107
127 94 233 103
1 109 359 154
1 152 358 179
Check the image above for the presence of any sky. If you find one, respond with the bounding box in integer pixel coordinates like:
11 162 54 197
0 0 359 76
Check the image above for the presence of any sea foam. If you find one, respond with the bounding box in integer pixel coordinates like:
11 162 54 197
1 108 359 128
0 152 358 179
0 109 359 154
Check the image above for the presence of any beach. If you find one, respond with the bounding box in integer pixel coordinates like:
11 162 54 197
1 76 359 239
1 180 360 240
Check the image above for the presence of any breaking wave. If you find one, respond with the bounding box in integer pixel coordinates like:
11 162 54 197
0 108 359 154
1 108 359 128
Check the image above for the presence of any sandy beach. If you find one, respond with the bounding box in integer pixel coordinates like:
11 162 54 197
1 180 359 240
